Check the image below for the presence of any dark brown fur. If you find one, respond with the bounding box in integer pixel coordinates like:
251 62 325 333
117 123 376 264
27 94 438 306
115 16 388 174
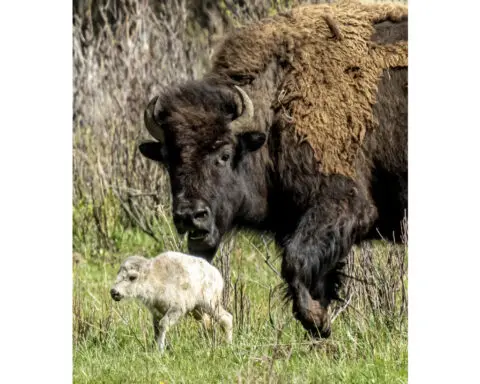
372 16 408 45
139 1 408 338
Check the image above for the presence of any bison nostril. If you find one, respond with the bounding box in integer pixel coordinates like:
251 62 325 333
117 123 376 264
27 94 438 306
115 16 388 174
174 201 211 231
173 213 183 225
173 212 188 233
193 209 209 221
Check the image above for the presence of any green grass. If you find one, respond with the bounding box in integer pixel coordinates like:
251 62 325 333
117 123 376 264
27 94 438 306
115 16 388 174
73 227 407 384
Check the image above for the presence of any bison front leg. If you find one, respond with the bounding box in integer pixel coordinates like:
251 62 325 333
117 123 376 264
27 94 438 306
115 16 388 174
282 192 375 338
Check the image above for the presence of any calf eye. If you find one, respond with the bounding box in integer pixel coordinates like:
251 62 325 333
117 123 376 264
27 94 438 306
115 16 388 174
129 275 137 281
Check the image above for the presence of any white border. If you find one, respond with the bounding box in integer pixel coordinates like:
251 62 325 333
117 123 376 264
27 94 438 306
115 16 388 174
1 0 479 382
410 0 480 383
0 1 72 382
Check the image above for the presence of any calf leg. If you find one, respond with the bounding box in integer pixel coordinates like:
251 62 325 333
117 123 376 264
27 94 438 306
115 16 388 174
192 307 213 330
282 186 376 338
217 307 233 343
152 314 161 344
204 303 233 343
155 308 184 353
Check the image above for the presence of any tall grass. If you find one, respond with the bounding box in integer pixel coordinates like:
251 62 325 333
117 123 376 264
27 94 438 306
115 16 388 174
73 229 407 383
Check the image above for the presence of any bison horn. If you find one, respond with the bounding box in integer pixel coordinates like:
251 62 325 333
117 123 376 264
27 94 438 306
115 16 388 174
144 96 165 144
229 86 254 134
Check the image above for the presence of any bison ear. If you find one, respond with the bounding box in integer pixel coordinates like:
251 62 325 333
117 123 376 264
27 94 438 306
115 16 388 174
138 141 165 163
238 132 266 153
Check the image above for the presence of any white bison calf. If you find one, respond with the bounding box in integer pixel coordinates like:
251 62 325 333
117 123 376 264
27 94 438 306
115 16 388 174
110 251 233 352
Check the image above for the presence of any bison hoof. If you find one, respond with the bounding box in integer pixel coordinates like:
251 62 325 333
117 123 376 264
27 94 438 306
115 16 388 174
294 298 332 339
308 324 331 339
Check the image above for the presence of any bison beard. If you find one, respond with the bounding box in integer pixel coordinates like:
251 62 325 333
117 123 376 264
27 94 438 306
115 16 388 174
138 1 408 338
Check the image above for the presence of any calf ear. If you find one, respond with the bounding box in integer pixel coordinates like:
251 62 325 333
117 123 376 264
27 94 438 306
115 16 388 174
238 132 266 153
138 141 165 163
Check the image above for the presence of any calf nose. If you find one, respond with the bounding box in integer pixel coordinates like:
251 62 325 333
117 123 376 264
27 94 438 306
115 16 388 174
173 200 212 233
110 288 120 301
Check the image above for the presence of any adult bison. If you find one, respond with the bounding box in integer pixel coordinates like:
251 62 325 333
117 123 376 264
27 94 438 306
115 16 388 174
139 0 408 338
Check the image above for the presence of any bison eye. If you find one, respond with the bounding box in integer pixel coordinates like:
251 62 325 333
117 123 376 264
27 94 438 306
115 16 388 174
217 152 231 166
129 274 137 281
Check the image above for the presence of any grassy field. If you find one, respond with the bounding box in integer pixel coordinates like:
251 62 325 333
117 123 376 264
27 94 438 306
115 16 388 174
73 226 407 384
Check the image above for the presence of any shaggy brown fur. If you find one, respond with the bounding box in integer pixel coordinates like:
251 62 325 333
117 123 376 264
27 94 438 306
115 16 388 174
211 0 408 177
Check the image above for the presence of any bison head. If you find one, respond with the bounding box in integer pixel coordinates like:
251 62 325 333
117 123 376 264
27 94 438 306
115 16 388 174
139 82 267 261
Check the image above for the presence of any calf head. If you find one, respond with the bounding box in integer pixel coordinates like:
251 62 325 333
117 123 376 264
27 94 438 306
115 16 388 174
110 255 149 301
139 82 267 261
